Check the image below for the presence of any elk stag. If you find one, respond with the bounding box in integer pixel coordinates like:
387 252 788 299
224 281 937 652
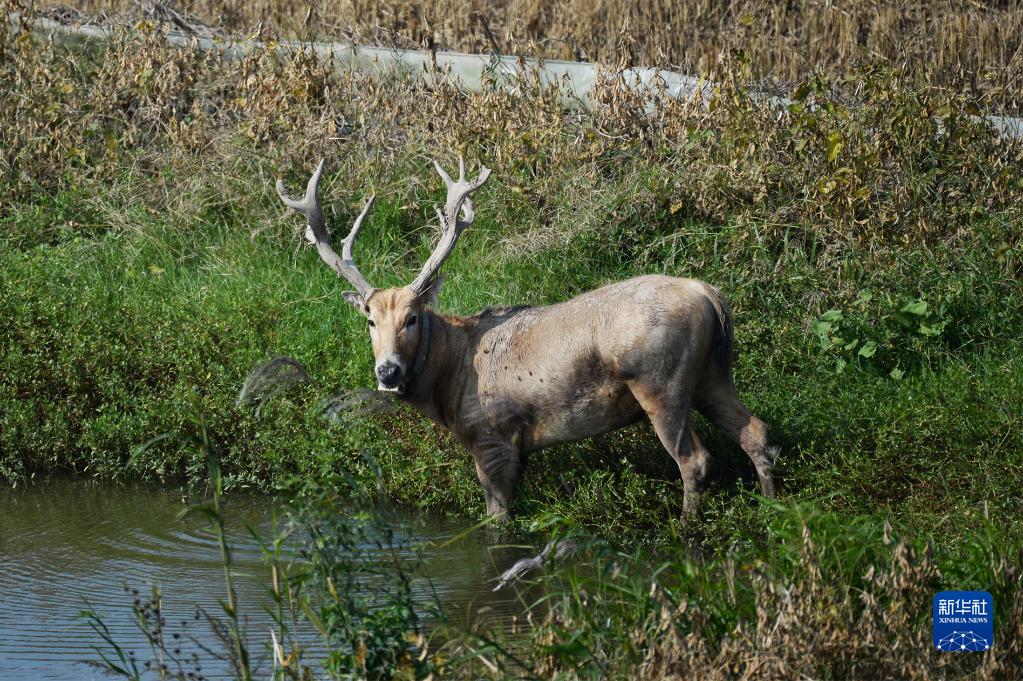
277 159 779 520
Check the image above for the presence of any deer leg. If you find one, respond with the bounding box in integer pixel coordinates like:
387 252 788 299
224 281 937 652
695 382 778 498
684 427 712 514
629 383 708 515
471 434 524 521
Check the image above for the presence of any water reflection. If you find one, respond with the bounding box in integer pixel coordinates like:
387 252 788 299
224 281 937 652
0 480 533 679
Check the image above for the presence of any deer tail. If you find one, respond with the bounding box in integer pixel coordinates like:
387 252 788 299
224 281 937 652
703 284 734 378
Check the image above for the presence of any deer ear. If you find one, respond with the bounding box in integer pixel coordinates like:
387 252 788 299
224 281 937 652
420 274 445 308
341 291 368 316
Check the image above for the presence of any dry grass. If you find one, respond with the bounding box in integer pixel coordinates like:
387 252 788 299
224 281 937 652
32 0 1023 112
509 523 1023 680
4 1 1022 252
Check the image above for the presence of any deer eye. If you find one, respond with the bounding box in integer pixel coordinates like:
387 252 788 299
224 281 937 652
367 319 376 327
406 315 418 328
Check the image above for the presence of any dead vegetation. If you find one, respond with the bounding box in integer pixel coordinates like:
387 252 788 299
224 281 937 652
516 523 1023 680
29 0 1023 112
4 1 1021 253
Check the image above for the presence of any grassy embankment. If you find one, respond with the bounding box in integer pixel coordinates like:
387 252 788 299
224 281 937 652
3 4 1023 676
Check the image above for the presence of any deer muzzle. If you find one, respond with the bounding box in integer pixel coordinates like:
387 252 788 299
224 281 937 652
375 360 406 395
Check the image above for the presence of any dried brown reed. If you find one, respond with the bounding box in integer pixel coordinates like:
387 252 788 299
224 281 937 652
524 525 1023 680
33 0 1023 112
4 1 1021 253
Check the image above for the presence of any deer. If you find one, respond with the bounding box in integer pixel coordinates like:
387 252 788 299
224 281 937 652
276 158 780 521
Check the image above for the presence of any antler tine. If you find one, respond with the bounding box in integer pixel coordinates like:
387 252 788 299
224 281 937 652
433 159 454 188
409 158 492 296
342 194 375 263
275 158 326 213
276 159 376 300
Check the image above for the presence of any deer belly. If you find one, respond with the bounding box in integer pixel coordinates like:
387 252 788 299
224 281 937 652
525 382 643 450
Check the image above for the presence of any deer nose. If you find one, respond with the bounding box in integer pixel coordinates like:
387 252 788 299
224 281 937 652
376 362 402 388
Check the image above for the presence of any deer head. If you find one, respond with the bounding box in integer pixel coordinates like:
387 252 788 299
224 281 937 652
276 158 491 394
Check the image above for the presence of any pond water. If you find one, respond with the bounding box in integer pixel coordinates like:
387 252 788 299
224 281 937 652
0 480 534 680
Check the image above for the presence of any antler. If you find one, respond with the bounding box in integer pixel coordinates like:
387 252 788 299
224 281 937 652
276 159 376 301
408 157 492 296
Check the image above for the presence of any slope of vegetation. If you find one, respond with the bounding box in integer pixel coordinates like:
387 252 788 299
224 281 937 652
35 0 1023 111
3 2 1023 676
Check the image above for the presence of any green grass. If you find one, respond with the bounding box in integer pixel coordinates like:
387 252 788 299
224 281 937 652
3 162 1021 562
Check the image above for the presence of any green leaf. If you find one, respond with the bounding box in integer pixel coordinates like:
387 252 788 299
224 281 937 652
811 320 834 350
128 431 181 466
855 289 873 305
857 341 877 358
543 636 591 663
811 319 832 334
900 300 928 316
301 599 329 636
820 309 844 321
892 313 915 329
792 82 812 101
890 367 905 380
827 131 844 162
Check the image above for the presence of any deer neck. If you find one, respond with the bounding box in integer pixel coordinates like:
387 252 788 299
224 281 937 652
411 308 432 377
403 310 468 428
